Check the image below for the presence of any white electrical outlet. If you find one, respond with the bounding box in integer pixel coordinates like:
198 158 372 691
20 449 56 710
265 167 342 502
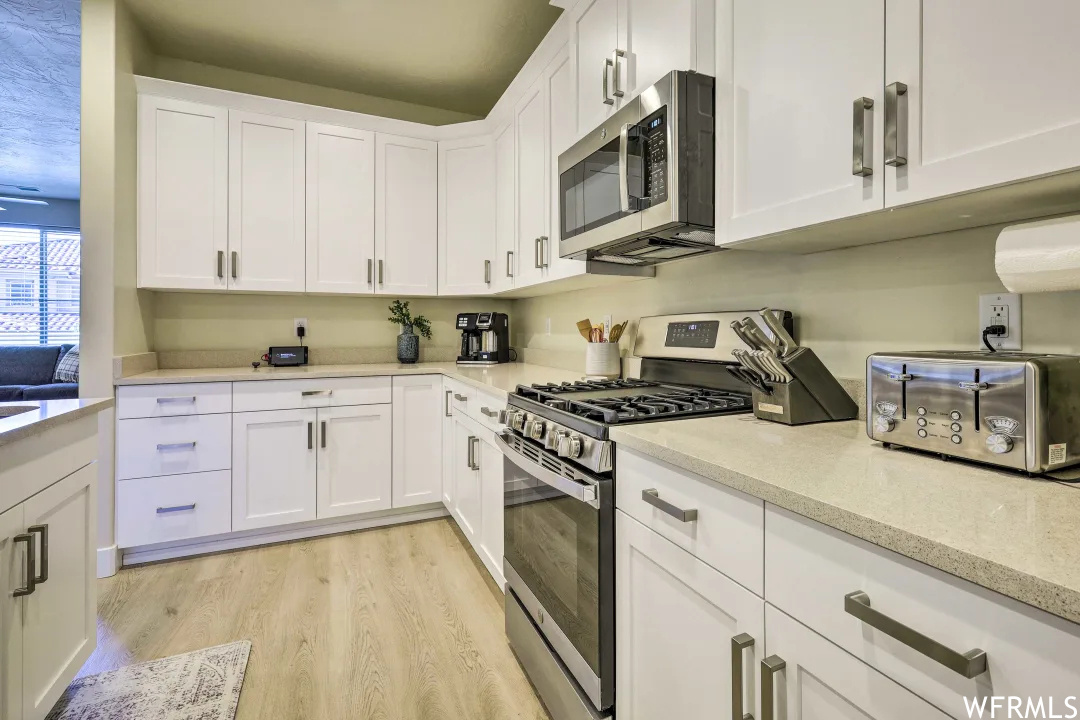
978 293 1021 351
294 318 308 336
546 317 552 335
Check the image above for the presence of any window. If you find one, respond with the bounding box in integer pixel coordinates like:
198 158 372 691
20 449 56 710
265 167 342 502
0 225 80 345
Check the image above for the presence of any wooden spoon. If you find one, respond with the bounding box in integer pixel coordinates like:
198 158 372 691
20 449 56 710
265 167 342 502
577 319 594 341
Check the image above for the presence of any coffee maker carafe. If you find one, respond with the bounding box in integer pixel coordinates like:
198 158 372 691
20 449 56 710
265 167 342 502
456 312 510 365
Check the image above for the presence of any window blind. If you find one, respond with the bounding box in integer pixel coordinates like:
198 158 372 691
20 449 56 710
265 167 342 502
0 224 80 346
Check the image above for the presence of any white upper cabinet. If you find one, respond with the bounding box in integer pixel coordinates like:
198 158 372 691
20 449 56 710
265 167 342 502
305 123 376 295
438 136 496 295
571 0 620 137
228 111 307 292
617 0 715 100
720 0 885 245
544 44 587 282
137 96 228 291
885 0 1080 207
492 122 518 293
515 78 550 289
375 134 439 296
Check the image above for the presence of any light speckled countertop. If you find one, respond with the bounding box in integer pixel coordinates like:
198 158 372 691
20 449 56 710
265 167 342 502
0 398 114 449
611 415 1080 623
115 361 587 398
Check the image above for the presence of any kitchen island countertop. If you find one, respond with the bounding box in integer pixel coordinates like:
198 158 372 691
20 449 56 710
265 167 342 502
0 397 114 450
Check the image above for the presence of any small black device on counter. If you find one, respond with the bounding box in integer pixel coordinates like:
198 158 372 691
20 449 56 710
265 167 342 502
457 312 510 365
266 346 309 367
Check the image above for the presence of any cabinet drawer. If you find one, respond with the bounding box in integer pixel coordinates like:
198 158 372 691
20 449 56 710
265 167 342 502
469 388 506 433
444 378 471 416
116 470 232 547
116 414 231 480
616 447 764 595
766 504 1080 718
116 382 232 419
232 376 391 412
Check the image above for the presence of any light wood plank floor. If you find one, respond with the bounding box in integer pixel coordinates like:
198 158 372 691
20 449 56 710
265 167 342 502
83 518 551 720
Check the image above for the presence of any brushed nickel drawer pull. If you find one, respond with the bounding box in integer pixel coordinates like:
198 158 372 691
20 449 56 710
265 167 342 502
301 390 333 397
844 590 988 678
641 488 698 522
156 504 196 514
453 393 468 402
156 441 197 451
480 407 498 418
732 633 755 720
156 396 196 404
13 533 35 597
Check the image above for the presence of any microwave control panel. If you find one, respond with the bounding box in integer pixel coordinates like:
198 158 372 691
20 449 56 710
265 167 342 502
642 112 668 204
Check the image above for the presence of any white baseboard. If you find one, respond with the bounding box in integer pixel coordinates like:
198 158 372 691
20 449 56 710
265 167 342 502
121 505 449 566
97 544 119 578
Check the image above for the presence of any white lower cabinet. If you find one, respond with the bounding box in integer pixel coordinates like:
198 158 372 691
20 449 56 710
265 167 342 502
391 376 443 508
616 511 764 720
1 502 25 720
477 435 504 586
116 471 232 548
316 405 392 519
764 604 949 720
452 420 483 545
441 384 456 509
232 408 319 531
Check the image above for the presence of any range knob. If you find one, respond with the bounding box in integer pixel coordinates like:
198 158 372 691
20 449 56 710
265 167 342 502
524 419 546 441
986 433 1014 454
497 409 510 425
873 416 895 433
510 412 526 432
557 433 583 459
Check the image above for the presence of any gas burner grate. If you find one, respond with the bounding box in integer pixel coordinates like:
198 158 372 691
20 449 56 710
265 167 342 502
526 378 659 394
513 381 751 425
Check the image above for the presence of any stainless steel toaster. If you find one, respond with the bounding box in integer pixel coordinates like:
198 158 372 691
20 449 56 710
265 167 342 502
866 351 1080 474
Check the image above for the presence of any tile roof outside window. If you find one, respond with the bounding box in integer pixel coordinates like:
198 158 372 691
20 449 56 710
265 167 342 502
0 226 80 345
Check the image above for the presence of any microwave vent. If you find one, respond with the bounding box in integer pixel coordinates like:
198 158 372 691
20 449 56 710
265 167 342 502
672 229 716 243
590 254 649 265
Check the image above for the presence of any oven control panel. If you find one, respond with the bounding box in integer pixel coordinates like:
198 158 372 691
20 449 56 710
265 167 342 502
665 320 720 349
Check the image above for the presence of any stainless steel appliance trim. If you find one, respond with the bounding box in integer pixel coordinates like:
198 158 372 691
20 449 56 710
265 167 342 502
844 590 988 678
505 586 608 720
231 251 238 279
505 562 606 711
760 655 786 720
618 123 631 212
560 212 643 259
495 432 600 508
156 396 196 404
13 533 35 597
156 504 196 514
852 97 874 177
217 250 224 279
732 633 754 720
1026 361 1039 472
641 488 698 522
602 57 614 105
610 49 625 98
633 310 793 363
156 441 196 451
885 81 908 167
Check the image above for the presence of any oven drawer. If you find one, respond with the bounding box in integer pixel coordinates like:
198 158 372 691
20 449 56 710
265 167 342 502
117 382 232 419
116 414 232 480
766 504 1080 718
615 447 764 596
116 470 232 548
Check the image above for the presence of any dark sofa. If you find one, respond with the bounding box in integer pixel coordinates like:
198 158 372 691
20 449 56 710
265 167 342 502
0 345 78 401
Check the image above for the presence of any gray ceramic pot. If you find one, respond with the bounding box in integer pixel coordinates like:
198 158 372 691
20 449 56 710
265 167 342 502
397 324 419 364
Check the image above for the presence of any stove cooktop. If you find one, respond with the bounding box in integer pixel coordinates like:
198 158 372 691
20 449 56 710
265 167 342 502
514 378 751 425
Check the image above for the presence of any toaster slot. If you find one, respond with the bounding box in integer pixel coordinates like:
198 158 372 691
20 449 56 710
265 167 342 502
973 369 981 433
901 364 908 420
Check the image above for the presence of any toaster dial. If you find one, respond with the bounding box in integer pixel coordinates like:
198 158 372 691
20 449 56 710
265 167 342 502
873 416 895 433
986 433 1014 455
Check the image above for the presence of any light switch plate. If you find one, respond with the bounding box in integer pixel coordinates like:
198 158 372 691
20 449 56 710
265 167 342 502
978 293 1021 351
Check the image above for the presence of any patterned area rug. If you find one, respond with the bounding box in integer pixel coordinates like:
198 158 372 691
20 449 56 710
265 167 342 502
46 641 251 720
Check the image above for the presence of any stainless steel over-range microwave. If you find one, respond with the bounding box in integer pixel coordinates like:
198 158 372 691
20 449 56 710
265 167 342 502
557 70 716 266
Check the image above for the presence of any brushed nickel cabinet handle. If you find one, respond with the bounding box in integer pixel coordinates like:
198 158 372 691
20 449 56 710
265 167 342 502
844 590 987 678
481 407 498 418
156 396 196 404
641 488 698 522
539 236 549 268
445 390 453 417
321 420 327 449
231 251 238 279
13 532 35 597
732 633 755 720
885 81 909 167
379 259 384 285
506 250 514 277
307 421 313 450
602 57 615 106
470 436 481 471
453 393 468 402
28 524 47 583
485 259 492 284
217 250 224 279
156 441 197 451
535 237 543 269
301 390 333 397
156 504 196 514
760 655 786 720
852 97 874 177
611 49 625 98
467 434 477 470
368 258 373 284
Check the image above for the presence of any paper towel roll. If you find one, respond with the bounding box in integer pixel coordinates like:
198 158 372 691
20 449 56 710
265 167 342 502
997 215 1080 293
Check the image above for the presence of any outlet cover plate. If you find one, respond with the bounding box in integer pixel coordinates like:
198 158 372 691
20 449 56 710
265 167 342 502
294 318 308 334
978 293 1021 351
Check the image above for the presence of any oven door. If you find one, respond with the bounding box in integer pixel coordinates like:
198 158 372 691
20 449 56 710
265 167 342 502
496 431 614 711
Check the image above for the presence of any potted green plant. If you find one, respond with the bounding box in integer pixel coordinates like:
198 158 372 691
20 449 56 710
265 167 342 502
388 300 432 364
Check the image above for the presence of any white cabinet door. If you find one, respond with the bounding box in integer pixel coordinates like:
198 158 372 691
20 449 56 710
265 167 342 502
722 0 885 244
452 422 483 544
441 385 455 509
306 123 375 294
228 111 306 292
492 122 517 293
21 465 96 720
137 96 228 291
616 511 764 720
391 376 443 509
545 45 587 282
763 605 950 720
0 503 25 720
477 435 504 587
515 78 550 290
375 134 439 296
617 0 714 101
232 409 317 531
571 0 619 138
886 0 1080 207
438 136 495 296
316 405 392 519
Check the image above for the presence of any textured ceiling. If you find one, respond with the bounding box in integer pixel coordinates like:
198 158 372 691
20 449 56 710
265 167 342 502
0 0 81 200
126 0 563 117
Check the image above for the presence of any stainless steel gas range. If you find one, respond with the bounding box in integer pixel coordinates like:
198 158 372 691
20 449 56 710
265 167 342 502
497 311 794 720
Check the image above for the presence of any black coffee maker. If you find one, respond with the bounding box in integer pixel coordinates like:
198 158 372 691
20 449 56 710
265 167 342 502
456 312 510 365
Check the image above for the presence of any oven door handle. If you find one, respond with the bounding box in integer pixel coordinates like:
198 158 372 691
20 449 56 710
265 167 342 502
495 432 600 509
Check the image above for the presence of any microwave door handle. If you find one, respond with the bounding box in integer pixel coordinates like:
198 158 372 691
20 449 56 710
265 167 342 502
619 123 631 213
